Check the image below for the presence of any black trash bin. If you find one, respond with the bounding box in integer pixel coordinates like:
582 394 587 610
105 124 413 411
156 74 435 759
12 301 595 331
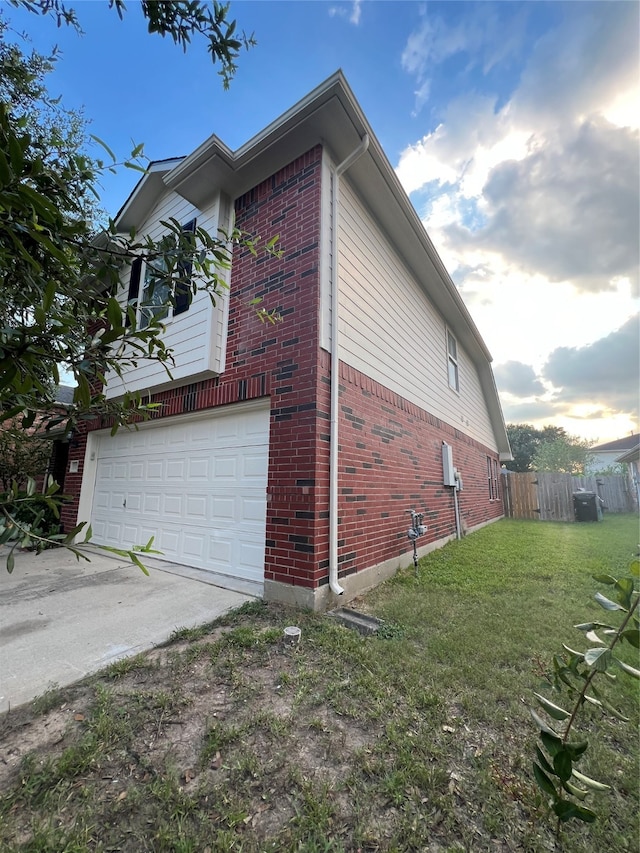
573 491 603 522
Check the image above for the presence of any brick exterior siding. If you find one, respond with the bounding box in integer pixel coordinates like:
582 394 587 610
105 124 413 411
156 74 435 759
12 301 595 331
328 357 502 583
62 143 502 593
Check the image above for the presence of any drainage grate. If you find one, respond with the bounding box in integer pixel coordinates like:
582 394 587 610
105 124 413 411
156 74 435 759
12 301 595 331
327 607 384 636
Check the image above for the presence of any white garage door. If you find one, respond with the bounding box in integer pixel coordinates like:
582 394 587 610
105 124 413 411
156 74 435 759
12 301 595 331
89 404 270 590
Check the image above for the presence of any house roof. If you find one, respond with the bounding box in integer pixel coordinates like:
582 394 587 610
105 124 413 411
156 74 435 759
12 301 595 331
616 444 640 464
112 71 511 459
54 385 76 405
589 434 639 453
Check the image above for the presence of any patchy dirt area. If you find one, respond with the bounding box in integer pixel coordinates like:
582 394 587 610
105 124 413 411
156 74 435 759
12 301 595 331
0 591 635 853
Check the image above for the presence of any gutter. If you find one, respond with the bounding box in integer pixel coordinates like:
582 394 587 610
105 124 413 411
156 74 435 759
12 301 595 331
329 133 370 596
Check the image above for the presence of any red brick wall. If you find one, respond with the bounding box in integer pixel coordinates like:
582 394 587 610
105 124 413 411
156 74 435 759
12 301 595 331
327 358 503 584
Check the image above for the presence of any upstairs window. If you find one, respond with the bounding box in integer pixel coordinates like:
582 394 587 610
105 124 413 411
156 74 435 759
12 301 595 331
126 218 197 329
447 329 459 392
140 252 171 328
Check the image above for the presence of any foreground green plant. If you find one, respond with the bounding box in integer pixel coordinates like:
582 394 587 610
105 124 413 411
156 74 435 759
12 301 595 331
531 553 639 829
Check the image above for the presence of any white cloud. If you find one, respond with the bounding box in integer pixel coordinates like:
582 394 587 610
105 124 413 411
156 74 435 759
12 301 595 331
543 316 640 417
328 1 362 26
400 5 527 115
397 3 640 292
395 3 640 440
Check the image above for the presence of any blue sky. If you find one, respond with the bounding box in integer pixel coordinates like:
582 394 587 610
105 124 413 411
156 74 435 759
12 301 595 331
4 1 638 443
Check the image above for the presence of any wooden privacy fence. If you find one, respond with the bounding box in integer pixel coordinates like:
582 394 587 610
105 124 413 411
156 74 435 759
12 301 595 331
501 472 635 521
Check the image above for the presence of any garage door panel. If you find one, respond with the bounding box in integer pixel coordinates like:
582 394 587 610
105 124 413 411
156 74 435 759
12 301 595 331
143 494 161 514
187 457 210 479
129 462 144 480
242 496 267 522
162 495 183 515
243 454 268 480
90 406 269 588
166 459 186 479
213 455 237 479
109 491 126 511
146 461 163 480
185 495 207 518
126 493 142 511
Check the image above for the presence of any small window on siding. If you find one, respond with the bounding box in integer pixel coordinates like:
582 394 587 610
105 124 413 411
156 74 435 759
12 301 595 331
174 218 197 316
140 251 171 329
447 330 459 392
126 218 197 328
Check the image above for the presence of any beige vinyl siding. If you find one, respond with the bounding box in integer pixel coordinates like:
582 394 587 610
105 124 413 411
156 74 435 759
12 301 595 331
336 178 496 450
105 190 229 399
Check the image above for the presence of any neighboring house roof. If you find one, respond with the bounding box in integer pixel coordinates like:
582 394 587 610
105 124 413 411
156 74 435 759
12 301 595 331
616 444 640 464
54 385 76 405
589 434 639 453
112 70 511 460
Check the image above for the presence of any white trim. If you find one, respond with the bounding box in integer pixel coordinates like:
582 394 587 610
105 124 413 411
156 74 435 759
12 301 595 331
319 150 334 352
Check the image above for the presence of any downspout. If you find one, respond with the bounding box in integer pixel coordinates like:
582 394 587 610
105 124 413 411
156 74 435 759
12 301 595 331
329 133 370 596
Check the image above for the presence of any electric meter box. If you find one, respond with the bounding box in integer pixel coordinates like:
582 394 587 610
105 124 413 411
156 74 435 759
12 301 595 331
442 442 456 487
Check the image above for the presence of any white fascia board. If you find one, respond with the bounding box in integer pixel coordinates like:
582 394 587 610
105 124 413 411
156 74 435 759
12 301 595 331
114 158 185 233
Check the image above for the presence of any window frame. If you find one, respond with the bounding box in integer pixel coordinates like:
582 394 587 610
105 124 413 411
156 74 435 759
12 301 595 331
446 329 460 392
125 218 197 329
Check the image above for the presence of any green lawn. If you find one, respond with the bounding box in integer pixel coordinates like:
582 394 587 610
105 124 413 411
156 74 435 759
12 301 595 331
1 514 638 852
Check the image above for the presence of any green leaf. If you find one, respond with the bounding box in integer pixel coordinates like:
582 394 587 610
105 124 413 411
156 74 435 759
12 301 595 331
597 695 630 722
90 134 117 162
553 750 573 783
533 763 557 798
615 577 634 609
563 779 589 801
534 692 571 720
574 621 615 632
571 769 611 791
107 297 122 329
42 280 57 312
564 740 588 762
628 558 640 577
535 746 555 776
593 573 616 585
621 628 640 648
553 800 597 823
6 551 14 574
584 647 612 671
594 592 625 612
614 658 640 678
585 629 602 644
530 708 560 738
540 730 563 757
562 644 585 659
129 552 150 576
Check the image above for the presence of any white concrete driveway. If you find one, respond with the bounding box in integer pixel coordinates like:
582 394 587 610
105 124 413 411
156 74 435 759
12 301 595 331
0 547 252 713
